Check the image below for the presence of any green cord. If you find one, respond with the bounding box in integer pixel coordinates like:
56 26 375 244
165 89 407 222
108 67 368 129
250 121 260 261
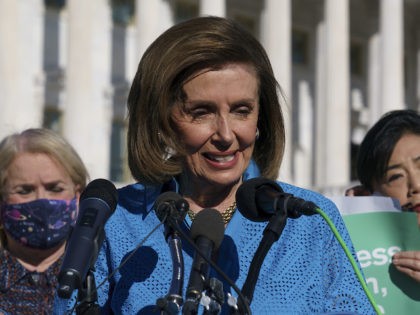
316 207 382 315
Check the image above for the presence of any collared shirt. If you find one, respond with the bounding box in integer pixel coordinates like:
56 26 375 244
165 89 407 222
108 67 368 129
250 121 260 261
0 248 62 315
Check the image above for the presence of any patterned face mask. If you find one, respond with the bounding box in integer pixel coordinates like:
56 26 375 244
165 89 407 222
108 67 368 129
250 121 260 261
1 198 78 249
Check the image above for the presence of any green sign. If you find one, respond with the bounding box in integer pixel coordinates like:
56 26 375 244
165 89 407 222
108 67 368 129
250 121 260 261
343 211 420 314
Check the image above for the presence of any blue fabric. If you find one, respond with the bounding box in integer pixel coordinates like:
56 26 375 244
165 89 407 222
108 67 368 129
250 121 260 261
54 161 375 314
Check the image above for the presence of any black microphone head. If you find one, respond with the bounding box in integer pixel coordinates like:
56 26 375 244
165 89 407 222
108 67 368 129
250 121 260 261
80 178 118 213
57 178 117 299
237 177 318 220
190 208 224 250
153 191 188 223
236 177 283 222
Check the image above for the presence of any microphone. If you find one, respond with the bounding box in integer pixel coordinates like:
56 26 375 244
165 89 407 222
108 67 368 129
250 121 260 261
154 191 189 240
154 191 189 314
57 178 118 299
183 208 225 315
236 177 318 221
237 178 382 314
234 178 317 313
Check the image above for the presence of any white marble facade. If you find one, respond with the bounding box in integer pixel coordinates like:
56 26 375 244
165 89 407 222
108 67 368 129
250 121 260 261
0 0 419 195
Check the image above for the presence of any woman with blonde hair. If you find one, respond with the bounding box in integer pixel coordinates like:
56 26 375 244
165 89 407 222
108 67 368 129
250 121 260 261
0 128 89 314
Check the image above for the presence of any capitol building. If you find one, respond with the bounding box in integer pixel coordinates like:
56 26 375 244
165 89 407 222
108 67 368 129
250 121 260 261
1 0 419 195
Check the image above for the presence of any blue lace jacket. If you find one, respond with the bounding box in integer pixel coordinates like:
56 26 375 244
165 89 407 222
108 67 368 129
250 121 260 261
54 161 375 314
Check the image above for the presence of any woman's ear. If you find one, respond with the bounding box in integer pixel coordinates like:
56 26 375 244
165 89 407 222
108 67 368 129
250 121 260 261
73 185 82 218
74 184 82 202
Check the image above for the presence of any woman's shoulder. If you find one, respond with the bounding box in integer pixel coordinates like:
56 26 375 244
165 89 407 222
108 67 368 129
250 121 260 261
103 182 162 234
115 182 161 214
103 182 164 245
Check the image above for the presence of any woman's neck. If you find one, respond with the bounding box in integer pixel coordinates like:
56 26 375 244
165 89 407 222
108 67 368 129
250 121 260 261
178 173 241 212
6 239 65 272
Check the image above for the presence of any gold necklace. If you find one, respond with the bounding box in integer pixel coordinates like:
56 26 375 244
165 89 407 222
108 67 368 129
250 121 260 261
187 201 237 225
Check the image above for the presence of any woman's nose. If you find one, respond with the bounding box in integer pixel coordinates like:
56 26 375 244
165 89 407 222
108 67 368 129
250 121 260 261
35 188 48 199
213 116 234 145
408 170 420 195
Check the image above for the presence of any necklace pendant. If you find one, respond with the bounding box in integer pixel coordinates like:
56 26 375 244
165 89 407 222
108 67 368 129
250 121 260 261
187 201 236 225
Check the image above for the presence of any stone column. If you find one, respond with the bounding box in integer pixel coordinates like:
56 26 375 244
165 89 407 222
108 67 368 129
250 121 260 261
260 0 292 183
315 0 350 192
199 0 226 16
294 81 314 188
379 0 404 113
0 0 44 139
134 0 173 76
63 0 112 179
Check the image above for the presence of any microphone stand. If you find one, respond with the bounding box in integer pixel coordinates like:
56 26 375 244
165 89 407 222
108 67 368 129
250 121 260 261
156 197 189 314
235 209 288 315
75 268 100 315
156 234 184 314
202 277 224 315
182 276 224 315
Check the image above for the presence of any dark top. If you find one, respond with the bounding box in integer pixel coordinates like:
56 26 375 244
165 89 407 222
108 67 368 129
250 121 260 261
0 248 62 315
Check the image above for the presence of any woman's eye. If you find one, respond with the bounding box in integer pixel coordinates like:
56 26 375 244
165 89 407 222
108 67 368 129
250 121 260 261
388 174 400 182
386 173 404 185
232 102 255 116
191 109 209 117
15 186 34 195
16 188 32 195
47 185 65 193
186 105 213 119
235 106 252 116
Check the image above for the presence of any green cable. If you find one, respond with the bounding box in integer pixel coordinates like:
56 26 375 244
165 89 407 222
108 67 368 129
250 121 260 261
316 207 382 315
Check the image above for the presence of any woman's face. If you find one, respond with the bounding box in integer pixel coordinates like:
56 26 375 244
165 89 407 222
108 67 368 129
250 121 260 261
172 62 259 188
372 133 420 212
4 152 80 204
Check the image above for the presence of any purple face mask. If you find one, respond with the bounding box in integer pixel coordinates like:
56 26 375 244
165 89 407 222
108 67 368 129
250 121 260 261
1 198 78 250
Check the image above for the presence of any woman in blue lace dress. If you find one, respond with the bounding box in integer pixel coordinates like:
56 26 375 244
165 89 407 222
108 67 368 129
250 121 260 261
55 16 375 315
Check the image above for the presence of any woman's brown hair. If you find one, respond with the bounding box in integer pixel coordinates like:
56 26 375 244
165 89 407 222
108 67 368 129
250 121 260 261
127 16 285 184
